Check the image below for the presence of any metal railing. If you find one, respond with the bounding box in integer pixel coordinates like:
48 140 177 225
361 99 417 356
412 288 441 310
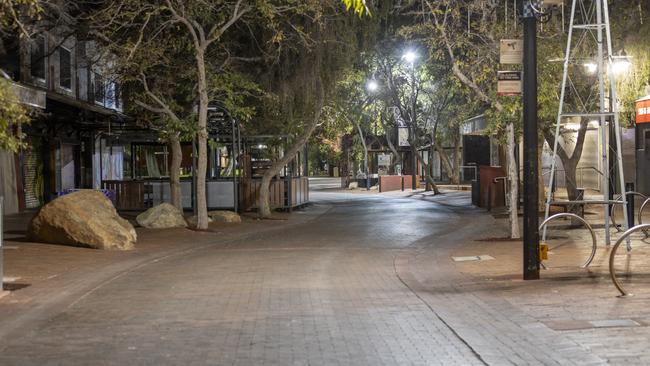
539 213 597 269
609 224 650 297
636 197 650 238
541 166 602 192
459 165 478 182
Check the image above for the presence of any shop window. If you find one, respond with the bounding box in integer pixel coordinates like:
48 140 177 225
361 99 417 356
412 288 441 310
59 47 72 89
105 81 122 109
134 144 169 178
93 72 105 105
30 36 46 80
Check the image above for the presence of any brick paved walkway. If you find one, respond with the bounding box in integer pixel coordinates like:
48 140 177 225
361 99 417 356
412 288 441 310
1 190 650 365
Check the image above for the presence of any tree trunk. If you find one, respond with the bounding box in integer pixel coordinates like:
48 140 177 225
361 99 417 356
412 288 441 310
258 76 324 218
380 115 402 173
437 146 455 184
169 132 183 210
415 152 441 194
454 134 462 184
507 123 520 239
194 48 209 230
354 118 369 189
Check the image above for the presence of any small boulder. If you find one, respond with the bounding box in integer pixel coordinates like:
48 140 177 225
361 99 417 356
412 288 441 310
186 215 213 228
136 203 187 229
28 190 136 250
208 210 242 223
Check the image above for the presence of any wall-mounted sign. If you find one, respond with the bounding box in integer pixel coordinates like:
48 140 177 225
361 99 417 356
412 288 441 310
378 154 391 166
637 97 650 124
207 102 232 134
500 39 523 64
497 71 522 96
398 127 410 147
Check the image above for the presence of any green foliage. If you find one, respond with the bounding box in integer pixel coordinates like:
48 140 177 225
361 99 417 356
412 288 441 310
0 78 30 152
341 0 371 17
0 0 40 34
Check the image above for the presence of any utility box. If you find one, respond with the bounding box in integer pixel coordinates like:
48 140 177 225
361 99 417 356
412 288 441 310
636 96 650 195
472 166 507 210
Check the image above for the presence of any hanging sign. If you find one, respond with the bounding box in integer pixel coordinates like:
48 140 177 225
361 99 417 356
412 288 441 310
398 127 410 147
636 97 650 124
499 39 523 64
497 71 522 96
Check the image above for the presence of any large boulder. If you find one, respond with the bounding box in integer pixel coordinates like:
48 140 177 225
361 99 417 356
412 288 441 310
136 203 187 229
28 190 137 250
186 215 213 229
208 210 242 223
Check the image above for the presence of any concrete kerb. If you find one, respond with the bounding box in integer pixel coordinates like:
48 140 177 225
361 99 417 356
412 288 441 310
392 193 609 365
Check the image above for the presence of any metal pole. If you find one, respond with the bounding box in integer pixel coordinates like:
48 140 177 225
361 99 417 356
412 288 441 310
523 3 539 280
192 136 197 216
411 66 417 190
596 0 611 246
543 0 578 241
603 0 631 249
232 118 238 213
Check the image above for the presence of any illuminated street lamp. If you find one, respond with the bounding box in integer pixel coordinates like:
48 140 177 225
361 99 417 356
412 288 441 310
402 50 418 65
366 80 379 93
612 50 632 75
612 58 631 74
583 62 597 74
402 49 419 190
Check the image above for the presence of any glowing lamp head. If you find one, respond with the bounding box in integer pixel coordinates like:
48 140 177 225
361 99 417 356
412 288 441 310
366 80 379 93
402 50 418 64
612 59 631 74
583 62 597 74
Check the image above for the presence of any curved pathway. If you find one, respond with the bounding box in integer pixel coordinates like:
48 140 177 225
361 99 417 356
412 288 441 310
0 189 608 365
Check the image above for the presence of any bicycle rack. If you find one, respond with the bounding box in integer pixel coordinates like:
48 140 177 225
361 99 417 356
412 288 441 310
608 224 650 297
637 198 650 238
539 213 597 269
611 192 648 232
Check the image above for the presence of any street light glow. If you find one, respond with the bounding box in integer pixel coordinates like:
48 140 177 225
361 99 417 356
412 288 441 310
583 62 597 74
366 80 379 92
402 50 418 64
612 59 631 74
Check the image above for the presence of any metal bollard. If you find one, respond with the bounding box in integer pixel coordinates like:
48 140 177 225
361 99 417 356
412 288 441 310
626 183 635 228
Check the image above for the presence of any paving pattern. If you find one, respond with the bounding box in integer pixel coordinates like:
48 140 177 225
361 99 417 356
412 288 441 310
0 192 484 366
2 188 650 365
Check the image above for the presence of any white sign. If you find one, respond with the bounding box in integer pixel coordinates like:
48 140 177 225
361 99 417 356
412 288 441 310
500 39 523 65
378 154 391 166
398 127 410 147
497 71 522 96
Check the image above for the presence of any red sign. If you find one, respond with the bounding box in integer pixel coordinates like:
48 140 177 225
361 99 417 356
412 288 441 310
637 98 650 124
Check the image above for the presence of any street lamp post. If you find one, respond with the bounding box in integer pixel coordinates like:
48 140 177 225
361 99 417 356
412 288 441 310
364 80 380 191
522 2 540 280
403 50 419 191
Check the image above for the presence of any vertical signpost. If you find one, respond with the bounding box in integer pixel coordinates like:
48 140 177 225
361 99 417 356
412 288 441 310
522 1 540 280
